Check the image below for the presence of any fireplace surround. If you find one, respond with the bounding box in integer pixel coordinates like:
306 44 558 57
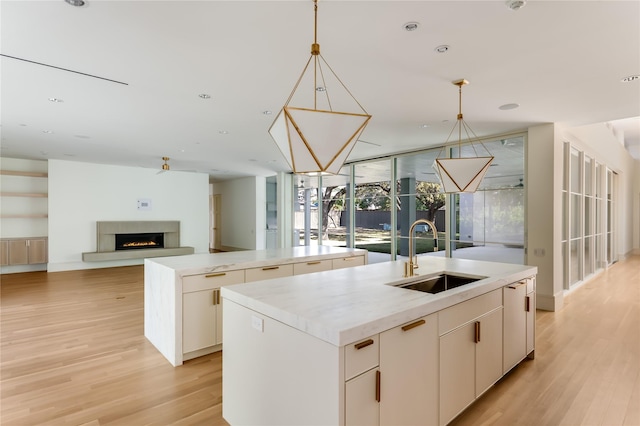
82 221 194 262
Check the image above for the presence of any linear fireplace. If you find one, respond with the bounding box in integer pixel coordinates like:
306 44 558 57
115 232 164 250
82 221 194 262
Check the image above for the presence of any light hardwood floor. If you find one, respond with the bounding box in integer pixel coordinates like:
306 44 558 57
1 255 638 425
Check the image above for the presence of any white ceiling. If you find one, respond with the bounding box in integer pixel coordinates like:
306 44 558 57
1 0 639 182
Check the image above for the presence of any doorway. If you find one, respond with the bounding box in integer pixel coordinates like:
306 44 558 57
210 194 222 251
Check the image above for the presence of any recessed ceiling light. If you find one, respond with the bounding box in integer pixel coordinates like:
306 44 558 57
48 97 63 103
262 110 272 115
42 130 54 134
435 45 450 53
621 75 639 83
199 94 211 99
219 130 229 135
65 0 85 6
403 22 419 31
315 86 326 92
505 0 526 11
499 103 520 110
420 124 430 129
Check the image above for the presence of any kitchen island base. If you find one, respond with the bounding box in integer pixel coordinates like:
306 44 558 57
221 258 536 425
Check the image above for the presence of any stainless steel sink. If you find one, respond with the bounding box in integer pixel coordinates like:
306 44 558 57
393 273 487 294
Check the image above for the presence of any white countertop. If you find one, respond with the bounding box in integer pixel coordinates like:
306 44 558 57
145 246 366 277
221 257 537 347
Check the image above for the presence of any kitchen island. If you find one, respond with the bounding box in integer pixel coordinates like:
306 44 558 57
144 246 367 366
221 256 537 426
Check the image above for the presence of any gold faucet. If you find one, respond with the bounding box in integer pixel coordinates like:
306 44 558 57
404 219 438 277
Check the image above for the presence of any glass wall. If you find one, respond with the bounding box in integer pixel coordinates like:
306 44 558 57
294 133 527 266
294 168 352 248
450 137 525 264
346 160 394 262
396 151 446 260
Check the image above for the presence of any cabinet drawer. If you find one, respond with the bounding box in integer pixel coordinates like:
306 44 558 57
245 263 294 283
332 255 365 270
345 335 379 381
439 289 502 336
183 270 245 293
293 259 332 275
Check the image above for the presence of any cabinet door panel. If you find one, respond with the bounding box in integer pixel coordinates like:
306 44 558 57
8 240 28 265
345 369 379 426
183 290 217 353
503 284 527 373
526 291 535 355
216 297 223 346
476 308 503 397
440 323 475 425
28 238 47 264
0 240 8 266
380 314 438 426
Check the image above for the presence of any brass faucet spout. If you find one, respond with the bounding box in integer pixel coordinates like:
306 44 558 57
404 219 438 277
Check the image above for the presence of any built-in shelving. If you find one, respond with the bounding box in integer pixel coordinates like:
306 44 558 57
1 192 48 198
0 170 48 178
0 158 49 272
2 214 49 219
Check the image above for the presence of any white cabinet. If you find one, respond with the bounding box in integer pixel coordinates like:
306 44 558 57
439 289 503 425
346 368 380 426
503 277 536 373
293 259 333 275
344 314 438 426
379 314 438 426
526 278 536 356
332 255 366 270
345 336 380 425
475 308 503 396
182 270 244 357
245 263 294 282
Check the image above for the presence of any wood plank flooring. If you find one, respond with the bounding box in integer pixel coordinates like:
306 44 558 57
1 255 638 425
1 266 227 426
451 254 640 426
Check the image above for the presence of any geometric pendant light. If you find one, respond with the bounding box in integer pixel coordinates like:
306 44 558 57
433 79 494 193
268 0 372 175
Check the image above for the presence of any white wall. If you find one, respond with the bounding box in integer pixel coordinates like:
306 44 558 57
48 160 209 272
634 159 640 253
211 176 266 251
527 124 564 311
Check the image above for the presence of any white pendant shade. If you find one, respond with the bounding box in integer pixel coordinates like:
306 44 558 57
269 106 371 174
434 156 494 193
